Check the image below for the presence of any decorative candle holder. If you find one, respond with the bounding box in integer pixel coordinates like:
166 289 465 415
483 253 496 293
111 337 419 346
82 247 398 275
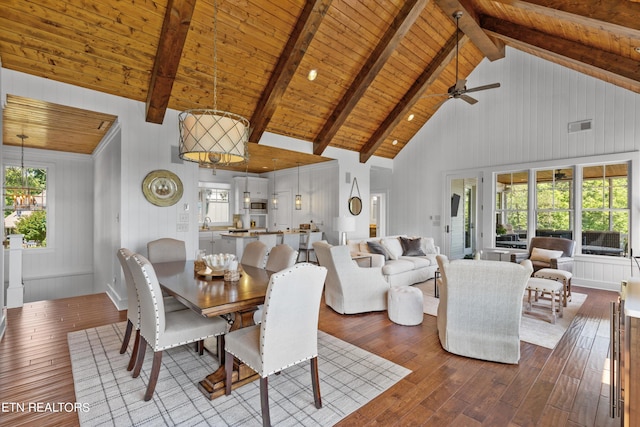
224 269 240 282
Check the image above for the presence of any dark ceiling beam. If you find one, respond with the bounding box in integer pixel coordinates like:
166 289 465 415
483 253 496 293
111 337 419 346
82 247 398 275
145 0 197 124
489 0 640 39
359 33 460 164
312 0 429 156
249 0 333 144
434 0 504 61
483 17 640 89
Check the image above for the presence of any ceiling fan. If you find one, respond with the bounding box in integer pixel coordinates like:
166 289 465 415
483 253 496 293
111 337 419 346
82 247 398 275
428 11 500 106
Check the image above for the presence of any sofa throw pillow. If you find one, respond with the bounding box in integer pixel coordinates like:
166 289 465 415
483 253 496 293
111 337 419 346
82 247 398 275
367 241 391 260
530 247 564 262
421 237 437 254
399 236 426 256
381 237 403 260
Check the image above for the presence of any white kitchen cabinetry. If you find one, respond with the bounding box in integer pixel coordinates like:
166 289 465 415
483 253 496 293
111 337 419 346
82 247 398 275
198 231 224 254
234 177 269 205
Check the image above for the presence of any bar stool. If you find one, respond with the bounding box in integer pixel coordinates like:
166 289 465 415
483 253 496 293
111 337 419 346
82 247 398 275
297 231 323 263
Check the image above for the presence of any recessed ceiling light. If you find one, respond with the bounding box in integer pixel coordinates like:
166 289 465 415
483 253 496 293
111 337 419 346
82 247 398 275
407 114 414 121
307 69 318 81
635 47 640 54
392 139 398 146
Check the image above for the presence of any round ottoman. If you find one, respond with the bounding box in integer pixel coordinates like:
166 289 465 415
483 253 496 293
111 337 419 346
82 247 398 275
387 286 424 326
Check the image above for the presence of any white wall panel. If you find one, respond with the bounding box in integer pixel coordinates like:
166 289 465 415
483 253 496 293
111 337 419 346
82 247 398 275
392 47 640 290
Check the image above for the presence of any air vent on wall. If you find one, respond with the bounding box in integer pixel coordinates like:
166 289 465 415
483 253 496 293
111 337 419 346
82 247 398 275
568 119 592 133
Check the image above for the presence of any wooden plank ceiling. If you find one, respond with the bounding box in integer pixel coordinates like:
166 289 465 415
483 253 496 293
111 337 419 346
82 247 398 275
1 0 638 173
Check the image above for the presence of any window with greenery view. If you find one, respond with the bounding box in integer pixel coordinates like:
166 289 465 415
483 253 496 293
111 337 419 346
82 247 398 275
3 166 47 248
495 171 528 248
536 168 574 239
581 163 628 255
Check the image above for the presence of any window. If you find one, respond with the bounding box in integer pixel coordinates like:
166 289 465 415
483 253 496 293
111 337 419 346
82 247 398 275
198 183 230 225
495 171 528 249
3 166 47 248
493 157 632 258
535 168 574 240
581 163 628 256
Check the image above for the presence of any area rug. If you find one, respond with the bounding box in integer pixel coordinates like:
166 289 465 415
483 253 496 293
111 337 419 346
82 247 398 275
68 322 410 426
414 281 587 349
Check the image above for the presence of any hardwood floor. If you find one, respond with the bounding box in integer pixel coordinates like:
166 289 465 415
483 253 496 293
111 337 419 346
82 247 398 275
0 286 621 426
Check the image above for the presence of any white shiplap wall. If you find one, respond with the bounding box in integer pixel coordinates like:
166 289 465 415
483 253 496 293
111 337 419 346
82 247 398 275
2 146 95 302
392 47 640 291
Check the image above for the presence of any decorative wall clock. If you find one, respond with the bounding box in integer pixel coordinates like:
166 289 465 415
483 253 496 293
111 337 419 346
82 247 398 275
142 170 183 207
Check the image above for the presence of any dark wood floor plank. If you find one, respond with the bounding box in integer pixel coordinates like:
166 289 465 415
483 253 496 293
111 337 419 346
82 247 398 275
0 285 622 427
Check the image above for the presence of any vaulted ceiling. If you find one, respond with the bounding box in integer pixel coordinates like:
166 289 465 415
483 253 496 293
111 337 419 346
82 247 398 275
1 0 639 172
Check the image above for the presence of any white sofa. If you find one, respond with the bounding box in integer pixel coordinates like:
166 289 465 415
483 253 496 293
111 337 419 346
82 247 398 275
347 235 440 287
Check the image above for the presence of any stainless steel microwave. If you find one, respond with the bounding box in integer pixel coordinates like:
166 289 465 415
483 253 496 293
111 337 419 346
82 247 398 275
250 200 268 213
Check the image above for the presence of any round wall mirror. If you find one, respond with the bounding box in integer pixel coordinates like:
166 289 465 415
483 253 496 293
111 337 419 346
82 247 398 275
348 196 362 215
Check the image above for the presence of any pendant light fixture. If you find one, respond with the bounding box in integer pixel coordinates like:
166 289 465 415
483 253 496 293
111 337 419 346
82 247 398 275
4 134 44 212
295 162 302 210
178 0 249 167
271 159 278 210
243 165 250 209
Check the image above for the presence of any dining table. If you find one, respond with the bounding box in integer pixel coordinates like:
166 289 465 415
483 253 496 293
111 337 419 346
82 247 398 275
153 260 273 400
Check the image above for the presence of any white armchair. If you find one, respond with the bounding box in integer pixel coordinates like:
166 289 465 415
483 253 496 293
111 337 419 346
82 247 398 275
436 255 533 364
313 241 389 314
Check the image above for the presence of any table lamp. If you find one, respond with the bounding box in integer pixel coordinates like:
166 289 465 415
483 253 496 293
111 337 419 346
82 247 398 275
334 216 356 245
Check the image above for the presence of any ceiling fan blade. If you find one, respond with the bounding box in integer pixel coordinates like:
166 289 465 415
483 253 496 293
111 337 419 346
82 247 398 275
463 82 501 94
454 79 466 92
460 94 478 105
432 97 450 109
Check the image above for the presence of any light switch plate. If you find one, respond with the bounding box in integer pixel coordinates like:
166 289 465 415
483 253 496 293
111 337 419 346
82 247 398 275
177 223 189 232
178 213 189 223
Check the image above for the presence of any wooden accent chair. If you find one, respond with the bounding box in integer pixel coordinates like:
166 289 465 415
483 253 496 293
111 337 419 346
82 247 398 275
510 236 575 273
224 263 328 426
147 237 186 263
436 255 533 364
127 253 227 401
116 248 187 371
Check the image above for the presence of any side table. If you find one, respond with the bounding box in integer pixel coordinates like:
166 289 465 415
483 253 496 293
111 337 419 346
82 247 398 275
434 269 440 298
351 254 373 267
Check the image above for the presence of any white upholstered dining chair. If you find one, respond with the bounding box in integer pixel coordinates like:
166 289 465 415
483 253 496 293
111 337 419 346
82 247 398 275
116 248 187 371
253 243 299 324
241 240 269 268
127 253 228 401
265 244 298 272
146 237 186 263
224 263 328 426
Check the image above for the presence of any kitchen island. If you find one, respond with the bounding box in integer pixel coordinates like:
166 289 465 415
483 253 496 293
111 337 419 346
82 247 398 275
219 231 311 261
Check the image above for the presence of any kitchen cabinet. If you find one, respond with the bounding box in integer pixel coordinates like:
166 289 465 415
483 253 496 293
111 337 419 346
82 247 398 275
198 230 223 254
234 177 269 212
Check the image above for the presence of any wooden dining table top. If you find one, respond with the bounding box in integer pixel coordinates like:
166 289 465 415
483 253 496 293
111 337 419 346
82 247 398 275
153 260 272 318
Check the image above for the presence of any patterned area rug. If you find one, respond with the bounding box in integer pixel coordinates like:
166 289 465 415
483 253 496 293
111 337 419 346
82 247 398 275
414 281 587 349
68 322 410 426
